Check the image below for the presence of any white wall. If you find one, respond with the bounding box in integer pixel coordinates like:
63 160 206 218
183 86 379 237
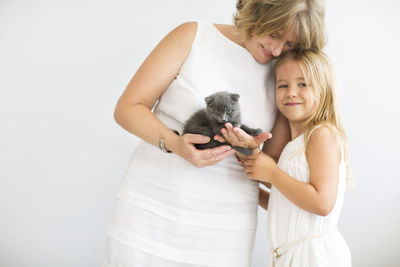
1 0 399 266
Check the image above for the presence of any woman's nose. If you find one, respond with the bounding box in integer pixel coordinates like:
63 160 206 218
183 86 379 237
271 41 285 57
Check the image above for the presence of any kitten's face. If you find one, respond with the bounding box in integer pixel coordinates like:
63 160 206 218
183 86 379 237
205 92 241 125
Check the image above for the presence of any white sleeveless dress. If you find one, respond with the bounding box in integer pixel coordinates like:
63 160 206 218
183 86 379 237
266 128 352 267
105 23 277 267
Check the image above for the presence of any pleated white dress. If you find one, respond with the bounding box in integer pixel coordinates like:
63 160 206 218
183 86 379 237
266 130 352 267
105 22 278 267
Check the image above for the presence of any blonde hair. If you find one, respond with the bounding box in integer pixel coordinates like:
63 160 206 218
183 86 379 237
234 0 326 51
274 50 353 186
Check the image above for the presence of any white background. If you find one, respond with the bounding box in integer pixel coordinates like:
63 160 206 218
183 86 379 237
1 0 400 266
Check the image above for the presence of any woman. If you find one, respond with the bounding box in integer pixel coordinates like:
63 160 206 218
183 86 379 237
105 1 326 266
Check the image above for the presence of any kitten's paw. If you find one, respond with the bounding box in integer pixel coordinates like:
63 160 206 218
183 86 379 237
232 146 252 156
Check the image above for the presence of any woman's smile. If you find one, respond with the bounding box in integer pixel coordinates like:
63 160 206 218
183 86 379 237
260 44 273 59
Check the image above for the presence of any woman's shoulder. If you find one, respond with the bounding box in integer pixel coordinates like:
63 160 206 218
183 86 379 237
176 21 198 31
168 21 198 41
154 22 199 61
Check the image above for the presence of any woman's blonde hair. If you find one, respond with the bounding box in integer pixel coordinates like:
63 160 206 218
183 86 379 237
274 50 353 186
234 0 326 51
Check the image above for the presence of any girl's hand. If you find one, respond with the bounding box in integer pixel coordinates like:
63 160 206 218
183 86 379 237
214 123 272 158
176 133 235 168
242 153 277 183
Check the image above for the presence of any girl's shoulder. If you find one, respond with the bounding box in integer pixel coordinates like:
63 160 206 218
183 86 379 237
306 124 342 158
308 124 339 142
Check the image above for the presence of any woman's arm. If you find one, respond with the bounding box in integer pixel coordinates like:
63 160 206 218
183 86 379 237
261 112 291 162
259 188 270 210
260 112 290 188
115 22 235 167
243 127 341 216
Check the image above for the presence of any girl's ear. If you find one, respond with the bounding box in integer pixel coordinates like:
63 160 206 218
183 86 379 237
231 94 240 103
205 96 214 105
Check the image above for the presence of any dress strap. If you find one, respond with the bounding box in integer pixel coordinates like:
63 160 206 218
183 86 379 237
306 124 323 142
307 124 341 147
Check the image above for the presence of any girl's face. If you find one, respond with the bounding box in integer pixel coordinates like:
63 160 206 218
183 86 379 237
244 29 296 64
275 60 317 125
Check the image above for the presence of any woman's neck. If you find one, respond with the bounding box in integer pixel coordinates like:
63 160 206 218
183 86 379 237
213 24 245 47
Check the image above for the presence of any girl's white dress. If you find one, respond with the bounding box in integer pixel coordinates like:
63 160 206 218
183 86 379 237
266 130 352 267
105 22 278 267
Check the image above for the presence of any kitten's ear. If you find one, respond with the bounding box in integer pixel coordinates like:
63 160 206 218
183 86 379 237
231 94 240 103
205 96 214 106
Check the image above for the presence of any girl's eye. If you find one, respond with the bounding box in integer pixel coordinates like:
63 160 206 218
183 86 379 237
299 83 307 87
277 84 288 88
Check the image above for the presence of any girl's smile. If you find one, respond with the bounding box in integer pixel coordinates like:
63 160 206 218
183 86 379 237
275 60 317 132
284 102 302 106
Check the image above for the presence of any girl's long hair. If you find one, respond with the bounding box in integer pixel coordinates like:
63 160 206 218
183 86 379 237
274 50 353 186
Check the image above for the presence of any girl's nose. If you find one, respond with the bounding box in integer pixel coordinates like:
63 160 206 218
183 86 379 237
286 86 297 98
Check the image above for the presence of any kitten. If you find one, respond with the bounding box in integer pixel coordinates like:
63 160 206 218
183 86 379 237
183 91 262 156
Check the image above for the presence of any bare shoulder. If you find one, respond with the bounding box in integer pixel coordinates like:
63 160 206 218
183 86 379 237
167 21 198 44
116 22 199 109
151 21 198 62
309 126 339 144
174 21 198 34
307 125 341 161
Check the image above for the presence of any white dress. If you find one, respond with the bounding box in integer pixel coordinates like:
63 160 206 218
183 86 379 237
105 22 278 267
266 129 352 267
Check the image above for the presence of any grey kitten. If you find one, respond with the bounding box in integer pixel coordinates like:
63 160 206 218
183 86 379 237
183 91 262 156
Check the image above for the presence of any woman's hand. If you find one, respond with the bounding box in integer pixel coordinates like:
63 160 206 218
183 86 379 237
242 152 277 183
174 133 235 168
214 123 272 158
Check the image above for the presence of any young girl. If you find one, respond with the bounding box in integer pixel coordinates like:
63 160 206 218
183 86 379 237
243 50 352 266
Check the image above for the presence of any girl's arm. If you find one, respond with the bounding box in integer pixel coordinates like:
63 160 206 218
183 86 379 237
244 126 341 216
115 22 235 167
259 188 270 210
214 112 290 189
